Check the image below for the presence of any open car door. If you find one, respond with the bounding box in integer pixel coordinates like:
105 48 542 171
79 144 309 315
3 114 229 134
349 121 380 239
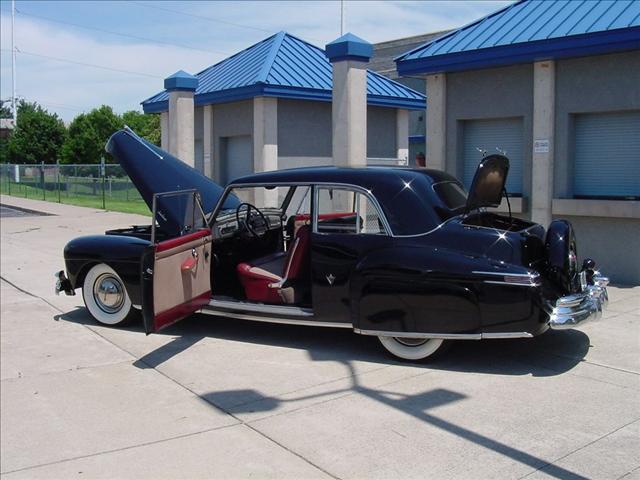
141 190 212 334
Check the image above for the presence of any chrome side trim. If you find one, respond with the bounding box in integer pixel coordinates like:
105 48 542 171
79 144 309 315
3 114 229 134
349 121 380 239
484 280 541 287
199 306 352 329
472 271 534 277
473 270 541 287
207 299 314 317
352 329 533 340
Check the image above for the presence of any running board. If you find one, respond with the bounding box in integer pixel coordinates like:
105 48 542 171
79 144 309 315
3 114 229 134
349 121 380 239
199 299 352 329
206 298 314 317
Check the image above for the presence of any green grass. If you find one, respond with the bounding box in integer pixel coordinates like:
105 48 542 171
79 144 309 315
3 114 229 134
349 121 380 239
0 180 151 216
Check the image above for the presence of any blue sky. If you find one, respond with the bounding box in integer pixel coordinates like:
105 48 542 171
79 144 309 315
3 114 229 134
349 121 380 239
0 0 510 121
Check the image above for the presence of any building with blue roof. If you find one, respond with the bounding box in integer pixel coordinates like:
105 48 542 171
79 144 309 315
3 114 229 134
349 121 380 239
390 0 639 284
141 31 425 186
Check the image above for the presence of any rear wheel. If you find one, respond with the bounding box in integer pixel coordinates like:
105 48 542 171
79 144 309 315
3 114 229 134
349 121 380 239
82 263 135 326
378 336 449 361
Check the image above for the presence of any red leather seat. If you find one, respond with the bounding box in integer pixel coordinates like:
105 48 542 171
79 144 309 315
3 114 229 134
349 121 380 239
237 226 311 304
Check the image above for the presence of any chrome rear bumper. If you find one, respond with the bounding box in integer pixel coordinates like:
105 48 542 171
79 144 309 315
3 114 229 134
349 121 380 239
548 274 608 330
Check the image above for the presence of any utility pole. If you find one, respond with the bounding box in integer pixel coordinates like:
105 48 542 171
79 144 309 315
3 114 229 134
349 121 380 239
340 0 346 36
11 0 17 124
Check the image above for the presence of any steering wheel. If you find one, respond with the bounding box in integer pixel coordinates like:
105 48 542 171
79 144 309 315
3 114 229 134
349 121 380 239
235 202 269 239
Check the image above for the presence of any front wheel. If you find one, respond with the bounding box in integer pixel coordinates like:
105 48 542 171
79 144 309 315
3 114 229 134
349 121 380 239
378 336 449 361
82 263 136 326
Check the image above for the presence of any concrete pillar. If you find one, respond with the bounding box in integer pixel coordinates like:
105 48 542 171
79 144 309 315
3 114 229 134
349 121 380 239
531 60 555 227
426 73 446 171
325 33 373 168
203 105 213 178
160 112 169 151
164 70 198 166
253 96 278 206
396 109 409 164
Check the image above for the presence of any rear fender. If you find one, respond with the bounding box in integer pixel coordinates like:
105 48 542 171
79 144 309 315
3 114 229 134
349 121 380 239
352 246 483 334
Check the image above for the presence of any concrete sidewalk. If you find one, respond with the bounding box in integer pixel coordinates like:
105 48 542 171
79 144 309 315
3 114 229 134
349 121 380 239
1 195 639 479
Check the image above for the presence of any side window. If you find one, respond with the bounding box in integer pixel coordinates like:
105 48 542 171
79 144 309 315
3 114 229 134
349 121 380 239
316 187 386 235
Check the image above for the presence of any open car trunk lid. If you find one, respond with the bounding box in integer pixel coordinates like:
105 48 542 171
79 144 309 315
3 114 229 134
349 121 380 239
465 154 509 212
105 127 238 236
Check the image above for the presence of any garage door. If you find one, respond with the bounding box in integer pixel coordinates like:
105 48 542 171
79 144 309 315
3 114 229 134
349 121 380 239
574 111 640 198
223 135 253 184
462 118 524 195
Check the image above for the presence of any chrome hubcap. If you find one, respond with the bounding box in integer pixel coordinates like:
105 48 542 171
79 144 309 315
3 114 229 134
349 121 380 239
394 337 429 347
93 274 125 314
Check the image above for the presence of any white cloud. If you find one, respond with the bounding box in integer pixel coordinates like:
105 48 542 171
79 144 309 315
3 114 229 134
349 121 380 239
0 1 512 121
0 13 220 120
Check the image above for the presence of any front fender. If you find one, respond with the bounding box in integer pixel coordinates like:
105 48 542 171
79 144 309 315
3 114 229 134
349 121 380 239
63 235 150 304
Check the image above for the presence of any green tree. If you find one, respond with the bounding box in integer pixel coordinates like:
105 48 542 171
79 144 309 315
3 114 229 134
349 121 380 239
60 105 123 164
121 110 160 146
5 100 66 164
0 100 12 118
0 100 12 163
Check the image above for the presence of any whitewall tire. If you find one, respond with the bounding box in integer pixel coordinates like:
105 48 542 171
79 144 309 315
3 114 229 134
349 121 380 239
82 263 134 326
378 336 447 361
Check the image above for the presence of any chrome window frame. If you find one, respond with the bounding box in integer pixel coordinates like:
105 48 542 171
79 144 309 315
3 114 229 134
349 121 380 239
151 189 207 244
313 184 391 236
209 181 393 236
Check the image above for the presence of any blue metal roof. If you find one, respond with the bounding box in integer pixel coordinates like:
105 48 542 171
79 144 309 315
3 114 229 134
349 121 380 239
143 32 425 113
396 0 640 75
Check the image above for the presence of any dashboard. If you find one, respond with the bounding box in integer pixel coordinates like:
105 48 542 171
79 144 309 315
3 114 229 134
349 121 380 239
212 208 283 240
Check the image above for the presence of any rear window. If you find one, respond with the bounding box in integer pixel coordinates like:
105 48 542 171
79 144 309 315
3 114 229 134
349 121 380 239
433 181 467 210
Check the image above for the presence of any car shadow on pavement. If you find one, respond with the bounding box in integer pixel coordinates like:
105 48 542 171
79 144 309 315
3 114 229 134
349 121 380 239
55 307 590 479
202 359 589 480
56 308 590 377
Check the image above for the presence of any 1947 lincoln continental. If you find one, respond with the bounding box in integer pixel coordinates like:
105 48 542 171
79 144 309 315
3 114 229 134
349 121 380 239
55 128 609 360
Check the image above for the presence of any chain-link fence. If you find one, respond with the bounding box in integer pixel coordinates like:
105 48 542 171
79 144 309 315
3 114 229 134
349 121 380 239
0 163 149 215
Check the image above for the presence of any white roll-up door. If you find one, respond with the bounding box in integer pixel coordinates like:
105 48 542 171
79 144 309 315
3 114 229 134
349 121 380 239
574 111 640 198
462 117 524 195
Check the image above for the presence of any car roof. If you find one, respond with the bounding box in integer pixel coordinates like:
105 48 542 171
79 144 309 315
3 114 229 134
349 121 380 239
231 165 457 187
230 166 462 235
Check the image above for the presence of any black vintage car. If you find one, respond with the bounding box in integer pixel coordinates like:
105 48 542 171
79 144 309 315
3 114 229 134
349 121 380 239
56 128 609 360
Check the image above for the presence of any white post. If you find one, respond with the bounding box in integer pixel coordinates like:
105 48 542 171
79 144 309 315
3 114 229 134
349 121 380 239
160 112 169 151
531 60 555 227
426 73 446 171
11 0 17 124
396 109 409 164
203 105 213 178
164 70 198 166
253 97 278 206
326 33 373 168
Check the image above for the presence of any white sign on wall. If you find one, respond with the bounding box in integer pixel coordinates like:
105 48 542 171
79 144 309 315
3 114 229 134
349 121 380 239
534 139 550 154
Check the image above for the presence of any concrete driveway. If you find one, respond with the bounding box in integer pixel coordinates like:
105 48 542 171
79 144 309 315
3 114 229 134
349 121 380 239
1 194 639 480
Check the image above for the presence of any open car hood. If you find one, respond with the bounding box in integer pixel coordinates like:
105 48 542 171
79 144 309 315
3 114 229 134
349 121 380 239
465 154 510 211
106 128 238 235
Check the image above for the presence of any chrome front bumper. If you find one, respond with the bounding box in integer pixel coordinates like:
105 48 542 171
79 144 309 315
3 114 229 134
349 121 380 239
548 274 609 330
55 270 75 296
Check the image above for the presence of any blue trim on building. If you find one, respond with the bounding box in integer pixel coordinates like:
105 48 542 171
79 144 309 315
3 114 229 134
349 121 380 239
142 83 426 114
398 27 640 76
326 33 373 62
409 135 425 144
